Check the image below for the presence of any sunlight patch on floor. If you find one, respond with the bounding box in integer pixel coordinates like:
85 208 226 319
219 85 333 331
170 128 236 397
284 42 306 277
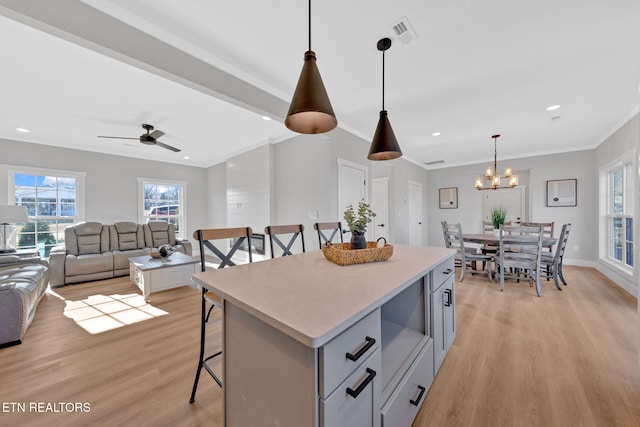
50 290 169 334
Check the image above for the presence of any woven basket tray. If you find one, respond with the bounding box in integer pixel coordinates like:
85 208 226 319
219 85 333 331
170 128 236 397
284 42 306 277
321 241 393 266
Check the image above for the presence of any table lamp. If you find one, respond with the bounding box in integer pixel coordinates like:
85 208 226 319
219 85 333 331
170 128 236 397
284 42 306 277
0 205 29 253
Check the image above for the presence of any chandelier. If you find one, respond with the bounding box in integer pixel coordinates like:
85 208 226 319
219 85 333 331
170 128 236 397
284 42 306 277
474 134 518 190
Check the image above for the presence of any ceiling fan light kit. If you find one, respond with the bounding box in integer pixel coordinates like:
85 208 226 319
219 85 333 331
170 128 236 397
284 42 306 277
285 0 337 135
368 37 402 161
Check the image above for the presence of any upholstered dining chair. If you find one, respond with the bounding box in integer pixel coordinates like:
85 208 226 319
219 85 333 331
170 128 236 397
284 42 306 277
313 222 343 248
540 223 571 287
264 224 306 258
189 227 253 404
441 221 492 282
493 224 546 297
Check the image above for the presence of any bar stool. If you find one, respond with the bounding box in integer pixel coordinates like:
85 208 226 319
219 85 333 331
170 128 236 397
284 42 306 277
189 227 253 403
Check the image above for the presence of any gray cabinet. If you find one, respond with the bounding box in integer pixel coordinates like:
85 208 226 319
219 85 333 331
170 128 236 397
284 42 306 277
431 259 456 372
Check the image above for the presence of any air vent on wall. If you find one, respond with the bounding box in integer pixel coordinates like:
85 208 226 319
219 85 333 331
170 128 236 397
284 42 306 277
425 160 445 166
390 16 418 44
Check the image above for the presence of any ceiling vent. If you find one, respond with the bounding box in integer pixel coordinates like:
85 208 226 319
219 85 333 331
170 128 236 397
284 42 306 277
424 160 445 166
390 17 418 44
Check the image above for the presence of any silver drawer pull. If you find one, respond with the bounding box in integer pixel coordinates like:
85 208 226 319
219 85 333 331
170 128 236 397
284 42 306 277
443 268 453 275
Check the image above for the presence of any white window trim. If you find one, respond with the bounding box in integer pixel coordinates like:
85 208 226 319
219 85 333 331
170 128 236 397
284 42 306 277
137 177 187 239
7 165 86 222
598 153 635 276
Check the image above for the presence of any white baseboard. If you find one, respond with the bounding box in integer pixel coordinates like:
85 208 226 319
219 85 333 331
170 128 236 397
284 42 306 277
595 261 637 298
562 258 596 268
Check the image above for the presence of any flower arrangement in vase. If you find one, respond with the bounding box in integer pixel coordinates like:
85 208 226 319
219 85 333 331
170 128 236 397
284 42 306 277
343 199 376 250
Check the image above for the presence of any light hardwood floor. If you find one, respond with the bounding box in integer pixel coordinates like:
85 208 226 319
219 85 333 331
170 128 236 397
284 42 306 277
1 266 638 426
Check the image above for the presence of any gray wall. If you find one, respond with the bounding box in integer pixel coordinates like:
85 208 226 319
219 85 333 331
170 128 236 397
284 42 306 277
0 138 208 244
426 149 597 265
223 127 430 250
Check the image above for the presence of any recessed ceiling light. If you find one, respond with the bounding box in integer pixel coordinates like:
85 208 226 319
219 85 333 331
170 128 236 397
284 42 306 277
262 116 271 121
183 156 191 160
16 127 30 133
432 132 441 136
546 104 561 111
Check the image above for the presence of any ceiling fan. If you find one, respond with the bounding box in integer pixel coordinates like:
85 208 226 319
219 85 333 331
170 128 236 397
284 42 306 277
98 123 181 152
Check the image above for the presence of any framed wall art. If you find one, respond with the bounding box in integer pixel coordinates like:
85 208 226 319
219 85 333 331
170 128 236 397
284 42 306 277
439 187 458 209
546 179 577 207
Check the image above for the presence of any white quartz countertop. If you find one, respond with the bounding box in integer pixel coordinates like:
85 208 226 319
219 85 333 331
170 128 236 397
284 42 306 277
192 245 454 348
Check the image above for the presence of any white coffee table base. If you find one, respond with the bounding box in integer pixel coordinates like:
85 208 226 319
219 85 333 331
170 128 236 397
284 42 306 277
129 253 200 301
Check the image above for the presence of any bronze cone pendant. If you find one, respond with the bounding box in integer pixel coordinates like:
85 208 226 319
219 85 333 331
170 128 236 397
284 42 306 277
285 50 337 134
368 110 402 160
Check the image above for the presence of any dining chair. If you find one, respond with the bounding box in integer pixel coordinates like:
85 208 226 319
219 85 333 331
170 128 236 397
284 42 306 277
189 227 253 403
441 221 492 282
493 224 545 296
521 221 554 252
481 220 511 269
313 222 343 248
264 224 306 258
540 223 571 287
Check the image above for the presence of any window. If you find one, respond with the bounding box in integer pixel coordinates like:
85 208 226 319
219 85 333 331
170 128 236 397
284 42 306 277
601 159 634 270
9 168 86 258
138 178 186 238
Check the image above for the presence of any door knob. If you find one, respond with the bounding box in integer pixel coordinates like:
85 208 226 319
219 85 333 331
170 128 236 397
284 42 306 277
377 224 385 227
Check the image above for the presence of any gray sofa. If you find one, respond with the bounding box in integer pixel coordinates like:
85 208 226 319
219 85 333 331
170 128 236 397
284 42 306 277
49 221 192 287
0 256 49 348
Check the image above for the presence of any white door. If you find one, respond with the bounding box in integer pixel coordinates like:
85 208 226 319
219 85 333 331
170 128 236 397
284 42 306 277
408 180 423 246
482 187 525 225
338 159 368 238
371 178 389 242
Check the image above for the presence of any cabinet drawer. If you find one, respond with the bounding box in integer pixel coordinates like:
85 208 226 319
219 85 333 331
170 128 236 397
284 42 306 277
319 309 381 398
431 257 455 291
381 340 434 427
320 348 381 427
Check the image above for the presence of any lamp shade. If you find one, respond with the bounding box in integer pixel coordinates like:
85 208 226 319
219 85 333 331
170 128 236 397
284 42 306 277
368 110 402 160
0 205 28 224
285 51 337 134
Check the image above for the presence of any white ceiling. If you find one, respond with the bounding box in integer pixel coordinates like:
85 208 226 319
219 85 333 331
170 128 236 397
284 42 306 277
0 0 639 169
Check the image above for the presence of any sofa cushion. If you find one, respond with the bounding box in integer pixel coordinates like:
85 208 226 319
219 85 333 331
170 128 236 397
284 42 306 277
144 221 177 248
110 222 145 251
113 248 149 271
65 253 113 277
0 264 48 285
65 222 109 255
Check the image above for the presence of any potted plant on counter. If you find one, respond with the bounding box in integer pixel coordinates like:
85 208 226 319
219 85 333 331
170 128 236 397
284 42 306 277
343 199 376 250
491 206 507 236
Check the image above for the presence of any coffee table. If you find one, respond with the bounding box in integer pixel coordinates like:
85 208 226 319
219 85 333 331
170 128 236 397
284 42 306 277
129 252 200 301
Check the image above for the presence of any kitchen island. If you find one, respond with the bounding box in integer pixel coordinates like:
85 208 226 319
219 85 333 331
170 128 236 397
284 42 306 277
192 244 455 427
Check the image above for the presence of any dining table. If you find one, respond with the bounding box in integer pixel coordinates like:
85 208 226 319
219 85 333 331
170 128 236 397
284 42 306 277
463 233 557 248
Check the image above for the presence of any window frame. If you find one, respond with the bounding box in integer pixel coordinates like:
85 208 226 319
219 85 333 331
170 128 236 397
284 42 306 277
137 177 187 239
599 155 634 274
8 166 86 257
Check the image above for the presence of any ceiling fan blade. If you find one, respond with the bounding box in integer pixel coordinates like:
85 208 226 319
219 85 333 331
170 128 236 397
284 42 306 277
149 130 165 139
155 141 181 152
97 136 139 140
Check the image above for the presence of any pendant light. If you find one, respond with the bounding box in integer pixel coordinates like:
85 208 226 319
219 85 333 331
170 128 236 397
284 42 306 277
368 38 402 161
285 0 337 134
